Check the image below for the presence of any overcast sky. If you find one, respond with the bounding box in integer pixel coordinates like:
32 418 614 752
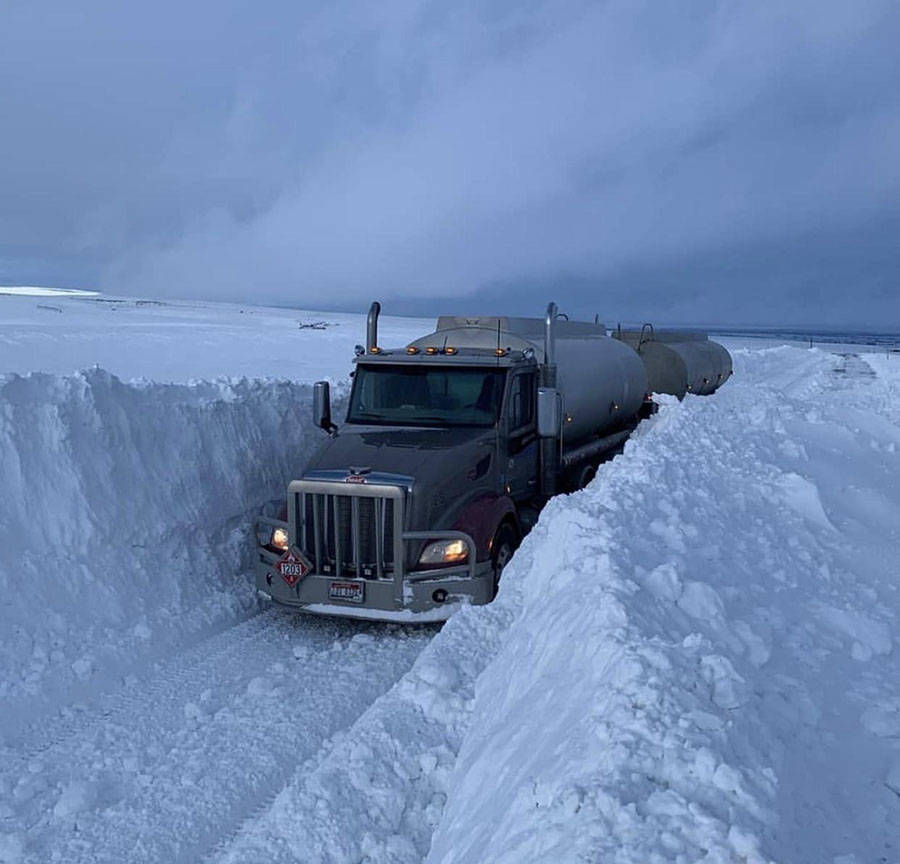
1 0 898 327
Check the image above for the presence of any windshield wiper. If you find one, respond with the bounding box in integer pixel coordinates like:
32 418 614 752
350 413 486 426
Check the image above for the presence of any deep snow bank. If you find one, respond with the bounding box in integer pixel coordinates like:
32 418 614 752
215 346 900 864
428 347 900 863
0 369 318 738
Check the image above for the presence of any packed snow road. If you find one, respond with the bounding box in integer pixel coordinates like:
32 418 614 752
1 608 434 864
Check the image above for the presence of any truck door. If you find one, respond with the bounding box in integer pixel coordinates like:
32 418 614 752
505 371 538 502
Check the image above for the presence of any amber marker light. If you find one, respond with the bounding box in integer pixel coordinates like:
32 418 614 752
494 347 507 357
445 346 458 355
406 346 420 355
369 346 382 354
425 346 438 355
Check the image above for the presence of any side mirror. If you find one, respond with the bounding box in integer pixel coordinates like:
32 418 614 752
537 387 561 438
313 381 337 434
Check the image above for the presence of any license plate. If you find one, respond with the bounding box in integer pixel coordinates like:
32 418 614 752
329 580 365 604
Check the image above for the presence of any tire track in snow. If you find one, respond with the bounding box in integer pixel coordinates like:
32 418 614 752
2 608 437 864
5 605 273 761
208 593 519 864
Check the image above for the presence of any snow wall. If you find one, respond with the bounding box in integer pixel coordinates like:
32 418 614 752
219 347 900 864
0 369 320 737
4 349 899 862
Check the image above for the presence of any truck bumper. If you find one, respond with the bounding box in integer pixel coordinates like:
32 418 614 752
255 477 494 623
255 550 493 622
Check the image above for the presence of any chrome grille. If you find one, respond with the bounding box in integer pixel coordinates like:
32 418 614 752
293 484 402 580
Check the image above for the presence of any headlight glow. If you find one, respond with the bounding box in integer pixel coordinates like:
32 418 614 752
418 538 468 566
271 527 289 551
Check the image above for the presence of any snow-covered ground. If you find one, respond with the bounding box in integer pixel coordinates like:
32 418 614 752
0 289 425 382
1 290 899 863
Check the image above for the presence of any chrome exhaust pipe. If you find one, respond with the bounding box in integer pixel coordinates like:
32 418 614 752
543 301 558 386
541 301 560 498
367 301 381 353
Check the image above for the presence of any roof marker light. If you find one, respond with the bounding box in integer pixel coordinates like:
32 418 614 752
406 346 420 355
445 346 458 355
494 347 508 357
425 346 438 355
369 346 382 354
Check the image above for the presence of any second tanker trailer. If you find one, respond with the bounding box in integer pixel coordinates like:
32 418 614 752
255 302 731 622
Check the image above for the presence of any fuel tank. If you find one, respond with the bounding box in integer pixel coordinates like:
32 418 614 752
613 329 732 399
554 336 648 443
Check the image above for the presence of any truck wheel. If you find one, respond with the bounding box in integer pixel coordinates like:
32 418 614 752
576 463 597 489
491 523 518 599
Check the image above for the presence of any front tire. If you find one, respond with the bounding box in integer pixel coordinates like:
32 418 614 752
490 523 518 599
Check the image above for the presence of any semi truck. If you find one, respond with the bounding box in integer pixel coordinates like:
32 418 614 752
255 302 732 622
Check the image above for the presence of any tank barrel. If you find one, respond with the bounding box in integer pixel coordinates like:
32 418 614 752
366 301 381 352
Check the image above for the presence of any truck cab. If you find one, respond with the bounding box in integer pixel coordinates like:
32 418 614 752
256 326 542 621
255 301 730 622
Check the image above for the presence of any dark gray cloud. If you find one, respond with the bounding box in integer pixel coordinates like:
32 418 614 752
1 0 898 326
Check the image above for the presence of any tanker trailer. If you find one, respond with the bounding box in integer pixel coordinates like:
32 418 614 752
254 301 648 622
612 325 732 400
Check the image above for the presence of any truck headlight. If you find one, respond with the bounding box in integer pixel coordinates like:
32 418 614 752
257 524 289 551
418 539 468 566
270 527 289 551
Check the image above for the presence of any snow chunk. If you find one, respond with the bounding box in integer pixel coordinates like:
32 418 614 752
815 604 893 661
52 781 97 821
778 472 833 529
678 581 724 621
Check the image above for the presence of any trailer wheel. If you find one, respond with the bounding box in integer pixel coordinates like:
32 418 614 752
491 523 518 599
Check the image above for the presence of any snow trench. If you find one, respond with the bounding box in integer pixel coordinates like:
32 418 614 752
0 368 319 737
215 347 900 864
3 349 899 863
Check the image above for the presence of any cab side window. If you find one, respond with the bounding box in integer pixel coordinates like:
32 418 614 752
509 373 535 431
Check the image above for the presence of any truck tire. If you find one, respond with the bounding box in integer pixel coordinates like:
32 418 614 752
575 462 597 489
491 522 518 599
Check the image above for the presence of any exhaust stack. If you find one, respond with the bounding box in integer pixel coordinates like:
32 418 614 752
367 301 381 353
540 301 560 498
543 301 558 387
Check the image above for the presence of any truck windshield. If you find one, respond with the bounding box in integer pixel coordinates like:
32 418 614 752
347 365 506 428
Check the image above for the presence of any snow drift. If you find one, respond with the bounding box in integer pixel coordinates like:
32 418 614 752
0 369 319 738
3 333 899 863
429 348 900 864
216 346 900 864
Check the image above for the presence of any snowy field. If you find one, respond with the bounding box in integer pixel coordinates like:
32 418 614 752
1 289 899 863
0 289 425 382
